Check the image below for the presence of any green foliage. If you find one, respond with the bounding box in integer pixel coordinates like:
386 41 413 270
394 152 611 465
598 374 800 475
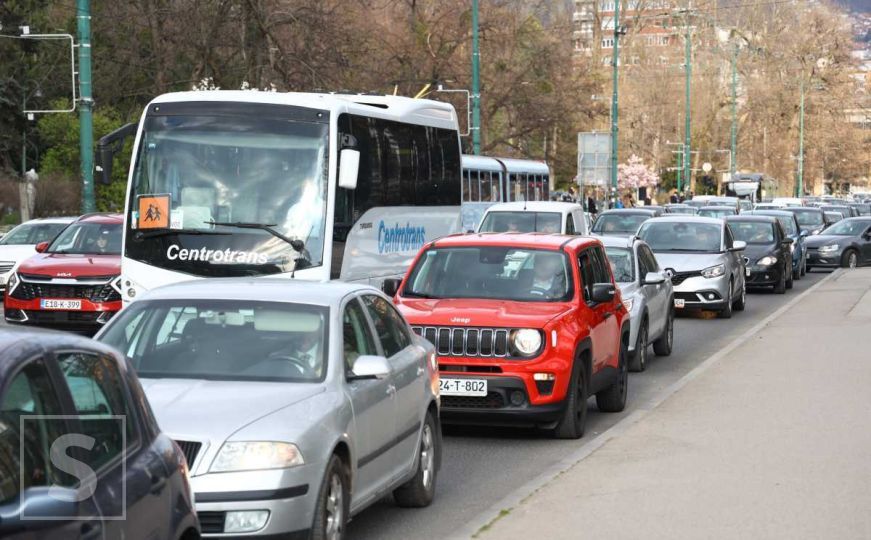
37 100 133 211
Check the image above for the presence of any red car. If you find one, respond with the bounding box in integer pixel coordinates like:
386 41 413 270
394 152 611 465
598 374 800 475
4 213 123 331
388 233 630 439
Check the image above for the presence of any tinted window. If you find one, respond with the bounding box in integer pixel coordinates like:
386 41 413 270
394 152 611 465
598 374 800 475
577 250 596 304
343 298 377 372
728 222 776 244
638 222 722 252
591 213 649 235
565 214 575 235
57 352 134 471
604 247 633 283
48 222 122 255
792 210 824 226
638 245 660 274
361 295 410 358
0 359 68 503
591 247 613 285
0 222 68 246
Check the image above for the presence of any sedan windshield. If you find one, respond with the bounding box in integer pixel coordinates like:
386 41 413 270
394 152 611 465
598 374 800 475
126 108 329 277
98 300 329 382
697 208 734 219
728 222 775 244
591 214 649 235
48 223 121 255
404 247 573 302
0 222 67 246
479 211 561 233
604 247 634 283
822 220 870 236
638 222 722 252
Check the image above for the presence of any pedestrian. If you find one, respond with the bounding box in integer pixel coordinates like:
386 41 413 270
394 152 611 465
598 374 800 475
615 197 624 209
644 195 652 207
670 192 679 204
568 186 577 202
587 195 598 216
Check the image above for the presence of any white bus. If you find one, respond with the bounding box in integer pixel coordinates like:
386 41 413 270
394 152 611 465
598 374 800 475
98 91 463 302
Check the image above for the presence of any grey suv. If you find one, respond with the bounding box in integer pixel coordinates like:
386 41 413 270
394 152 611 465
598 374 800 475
637 216 747 319
601 236 675 372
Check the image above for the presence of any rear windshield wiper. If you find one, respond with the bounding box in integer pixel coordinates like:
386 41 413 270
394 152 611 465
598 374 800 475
205 221 306 254
133 228 231 240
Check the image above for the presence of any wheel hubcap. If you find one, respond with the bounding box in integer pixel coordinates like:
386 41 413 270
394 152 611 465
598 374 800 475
325 473 343 540
420 424 435 491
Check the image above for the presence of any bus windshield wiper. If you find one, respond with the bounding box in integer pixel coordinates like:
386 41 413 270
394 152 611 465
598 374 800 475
134 228 231 240
205 221 306 253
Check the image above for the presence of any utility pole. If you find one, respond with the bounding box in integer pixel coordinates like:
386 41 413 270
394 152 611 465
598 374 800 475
77 0 96 213
730 42 738 177
796 79 804 197
683 14 691 194
471 0 481 155
609 0 621 196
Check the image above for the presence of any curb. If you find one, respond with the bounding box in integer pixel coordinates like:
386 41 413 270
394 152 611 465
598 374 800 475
451 269 842 540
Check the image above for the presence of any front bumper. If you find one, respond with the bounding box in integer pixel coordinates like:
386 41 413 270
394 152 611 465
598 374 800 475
670 273 731 312
806 248 841 268
438 374 568 428
191 464 322 538
4 296 120 328
745 265 784 287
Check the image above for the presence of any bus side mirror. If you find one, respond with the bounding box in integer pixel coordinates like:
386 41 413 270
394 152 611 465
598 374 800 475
96 122 137 185
338 149 360 190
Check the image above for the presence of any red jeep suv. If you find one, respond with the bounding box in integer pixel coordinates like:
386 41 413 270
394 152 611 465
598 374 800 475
4 213 123 331
390 233 630 439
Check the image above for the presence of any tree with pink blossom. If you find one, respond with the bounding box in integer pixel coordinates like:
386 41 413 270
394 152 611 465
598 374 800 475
617 154 659 190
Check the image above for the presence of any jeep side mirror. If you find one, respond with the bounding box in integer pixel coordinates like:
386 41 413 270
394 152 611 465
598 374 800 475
35 241 49 253
591 283 616 303
381 277 401 297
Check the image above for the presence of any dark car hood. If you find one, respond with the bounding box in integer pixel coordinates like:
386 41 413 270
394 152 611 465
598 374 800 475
804 234 848 248
741 243 778 262
16 253 121 278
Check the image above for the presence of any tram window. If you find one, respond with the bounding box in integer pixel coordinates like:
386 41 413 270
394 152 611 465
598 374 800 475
470 170 481 201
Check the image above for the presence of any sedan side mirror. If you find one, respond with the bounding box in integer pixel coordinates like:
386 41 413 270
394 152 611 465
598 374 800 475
783 237 794 244
591 283 616 304
642 272 666 285
348 355 391 381
800 230 809 238
730 240 747 252
35 241 49 253
381 277 402 297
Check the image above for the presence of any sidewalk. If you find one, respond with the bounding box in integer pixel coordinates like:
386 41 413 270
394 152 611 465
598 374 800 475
477 269 871 540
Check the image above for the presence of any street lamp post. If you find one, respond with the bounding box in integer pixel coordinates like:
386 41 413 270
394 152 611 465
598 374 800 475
683 20 692 194
609 0 622 198
470 0 481 155
796 79 805 197
730 42 738 177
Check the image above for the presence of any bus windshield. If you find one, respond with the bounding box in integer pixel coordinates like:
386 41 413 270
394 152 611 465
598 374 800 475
126 110 329 277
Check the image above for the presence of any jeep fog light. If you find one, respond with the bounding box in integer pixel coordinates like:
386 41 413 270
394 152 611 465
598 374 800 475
225 510 269 533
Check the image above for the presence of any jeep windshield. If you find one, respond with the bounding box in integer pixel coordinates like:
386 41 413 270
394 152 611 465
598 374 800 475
98 299 329 383
403 246 574 302
478 211 561 233
47 223 122 255
638 222 722 253
125 103 329 277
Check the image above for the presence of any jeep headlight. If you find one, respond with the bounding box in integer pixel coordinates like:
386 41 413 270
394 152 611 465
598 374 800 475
510 329 543 357
701 264 725 278
210 442 304 473
818 244 839 253
757 256 778 266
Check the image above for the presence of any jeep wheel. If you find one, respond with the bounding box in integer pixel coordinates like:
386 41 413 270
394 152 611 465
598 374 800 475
553 359 588 439
596 340 628 413
652 308 674 356
628 318 648 372
393 411 439 507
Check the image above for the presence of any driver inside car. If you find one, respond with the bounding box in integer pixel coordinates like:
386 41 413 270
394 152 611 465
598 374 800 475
527 254 566 298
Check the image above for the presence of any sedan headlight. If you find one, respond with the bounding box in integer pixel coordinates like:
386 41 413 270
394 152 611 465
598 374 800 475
510 329 543 357
789 243 795 253
701 264 725 278
818 244 839 253
6 272 19 293
210 442 304 473
757 256 778 266
622 298 634 311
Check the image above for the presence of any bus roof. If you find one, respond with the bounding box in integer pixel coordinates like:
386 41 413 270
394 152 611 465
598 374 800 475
462 155 504 172
148 91 459 130
461 155 549 175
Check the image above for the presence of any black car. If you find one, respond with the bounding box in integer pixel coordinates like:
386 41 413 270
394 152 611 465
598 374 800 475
805 217 871 269
847 203 871 216
590 208 658 236
724 215 793 293
820 204 855 219
0 329 199 540
785 207 827 236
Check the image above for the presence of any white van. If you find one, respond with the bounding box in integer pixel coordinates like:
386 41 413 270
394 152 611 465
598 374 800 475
476 201 589 235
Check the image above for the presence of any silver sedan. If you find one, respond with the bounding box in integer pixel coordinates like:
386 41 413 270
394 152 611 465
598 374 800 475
600 235 675 372
95 278 441 539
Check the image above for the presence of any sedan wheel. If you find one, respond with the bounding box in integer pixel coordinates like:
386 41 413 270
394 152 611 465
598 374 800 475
394 412 439 507
312 456 348 540
844 251 858 269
